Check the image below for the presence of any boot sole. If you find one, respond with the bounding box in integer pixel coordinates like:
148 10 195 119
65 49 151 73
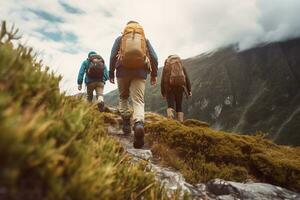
133 139 144 149
133 126 144 148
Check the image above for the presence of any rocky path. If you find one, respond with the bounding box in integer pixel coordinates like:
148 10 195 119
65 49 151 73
105 113 300 200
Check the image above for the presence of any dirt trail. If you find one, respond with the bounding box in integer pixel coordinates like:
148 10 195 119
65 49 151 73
107 122 208 199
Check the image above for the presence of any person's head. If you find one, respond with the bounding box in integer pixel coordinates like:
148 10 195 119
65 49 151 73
127 20 139 25
168 54 179 58
88 51 97 58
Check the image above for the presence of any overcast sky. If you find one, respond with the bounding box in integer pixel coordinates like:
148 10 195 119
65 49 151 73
1 0 300 95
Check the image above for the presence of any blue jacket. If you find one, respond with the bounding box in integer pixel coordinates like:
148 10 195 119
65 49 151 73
109 36 158 79
77 59 109 85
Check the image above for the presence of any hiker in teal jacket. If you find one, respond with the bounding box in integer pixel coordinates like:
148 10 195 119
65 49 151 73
77 51 109 85
77 51 109 111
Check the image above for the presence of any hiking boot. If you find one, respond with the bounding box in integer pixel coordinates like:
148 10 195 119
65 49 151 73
176 112 184 122
122 116 131 135
97 101 105 112
133 121 145 149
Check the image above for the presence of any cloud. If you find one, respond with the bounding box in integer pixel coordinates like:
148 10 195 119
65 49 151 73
1 0 300 95
28 9 64 23
256 0 300 44
59 1 84 14
36 27 78 43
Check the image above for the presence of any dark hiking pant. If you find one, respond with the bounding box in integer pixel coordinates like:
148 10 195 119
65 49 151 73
166 87 184 112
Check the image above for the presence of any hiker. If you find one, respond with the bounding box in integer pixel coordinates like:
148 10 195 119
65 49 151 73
77 51 109 112
161 55 192 122
109 21 158 148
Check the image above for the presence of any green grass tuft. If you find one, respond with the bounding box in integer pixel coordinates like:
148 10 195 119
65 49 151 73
144 113 300 192
0 22 173 200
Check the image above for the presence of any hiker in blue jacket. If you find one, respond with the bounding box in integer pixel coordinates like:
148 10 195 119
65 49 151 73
77 51 109 112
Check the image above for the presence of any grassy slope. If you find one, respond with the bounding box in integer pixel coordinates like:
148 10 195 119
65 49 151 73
141 113 300 192
0 24 173 200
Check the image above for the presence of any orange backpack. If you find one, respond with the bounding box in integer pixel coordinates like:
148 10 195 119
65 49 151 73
164 55 186 87
119 23 148 69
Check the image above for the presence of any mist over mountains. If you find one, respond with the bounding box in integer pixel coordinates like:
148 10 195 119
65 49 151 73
2 0 300 94
105 38 300 146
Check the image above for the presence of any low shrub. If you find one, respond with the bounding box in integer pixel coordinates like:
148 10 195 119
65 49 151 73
144 113 300 191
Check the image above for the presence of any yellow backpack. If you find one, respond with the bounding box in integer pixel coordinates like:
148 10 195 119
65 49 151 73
119 23 148 69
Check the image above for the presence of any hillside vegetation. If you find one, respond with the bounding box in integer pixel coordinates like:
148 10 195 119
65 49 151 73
145 113 300 192
0 22 171 200
101 111 300 192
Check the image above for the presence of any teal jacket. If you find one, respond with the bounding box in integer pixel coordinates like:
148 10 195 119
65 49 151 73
77 59 109 85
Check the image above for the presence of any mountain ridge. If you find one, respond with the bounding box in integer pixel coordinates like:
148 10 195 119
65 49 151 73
105 37 300 146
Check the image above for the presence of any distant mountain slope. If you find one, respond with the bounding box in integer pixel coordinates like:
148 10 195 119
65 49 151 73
105 38 300 146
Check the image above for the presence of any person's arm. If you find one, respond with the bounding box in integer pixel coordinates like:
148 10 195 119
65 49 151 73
109 36 121 80
161 67 166 97
77 60 87 85
146 39 158 77
183 66 191 94
103 63 109 82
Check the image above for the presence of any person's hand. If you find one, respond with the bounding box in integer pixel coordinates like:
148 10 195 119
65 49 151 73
78 84 82 91
188 92 192 97
151 77 157 86
109 78 115 84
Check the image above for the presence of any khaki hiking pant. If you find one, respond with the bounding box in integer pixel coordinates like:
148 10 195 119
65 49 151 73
117 77 146 123
86 81 104 103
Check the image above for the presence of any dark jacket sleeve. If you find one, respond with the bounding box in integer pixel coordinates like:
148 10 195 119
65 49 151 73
109 36 121 79
161 67 166 97
146 39 158 77
183 66 191 93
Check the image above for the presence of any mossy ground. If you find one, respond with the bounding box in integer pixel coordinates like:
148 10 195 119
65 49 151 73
143 113 300 192
0 23 175 200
